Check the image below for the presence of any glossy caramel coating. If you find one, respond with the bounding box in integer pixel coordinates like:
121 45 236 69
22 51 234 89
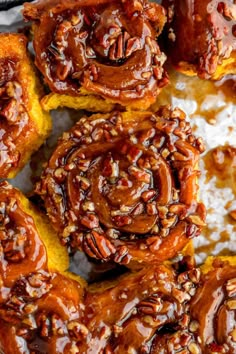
190 257 236 353
0 261 200 353
36 107 205 266
0 271 85 354
23 0 169 110
204 145 236 194
83 264 200 353
0 181 69 292
0 33 51 178
163 0 236 79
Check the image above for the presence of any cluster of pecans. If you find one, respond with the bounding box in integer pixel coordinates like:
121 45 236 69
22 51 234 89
0 198 28 263
0 260 201 352
0 66 29 176
24 0 168 104
2 230 236 354
37 107 206 265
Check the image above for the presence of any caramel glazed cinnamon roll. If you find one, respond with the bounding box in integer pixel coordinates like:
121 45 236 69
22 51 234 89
36 106 206 266
23 0 169 111
163 0 236 80
0 231 202 354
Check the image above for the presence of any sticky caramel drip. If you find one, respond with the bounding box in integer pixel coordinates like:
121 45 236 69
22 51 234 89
37 107 205 265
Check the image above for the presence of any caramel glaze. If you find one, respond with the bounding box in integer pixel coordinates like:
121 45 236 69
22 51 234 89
36 107 206 266
196 145 236 257
82 264 200 353
0 181 47 292
204 145 236 195
23 0 169 107
0 56 34 177
204 144 236 220
0 272 84 354
0 261 202 354
190 260 236 353
163 0 236 79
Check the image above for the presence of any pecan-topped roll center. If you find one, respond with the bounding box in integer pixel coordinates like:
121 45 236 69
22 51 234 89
23 0 168 107
37 107 205 265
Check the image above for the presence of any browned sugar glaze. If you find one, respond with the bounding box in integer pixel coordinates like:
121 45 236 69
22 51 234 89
163 0 236 78
36 107 205 265
0 271 85 354
190 259 236 353
0 181 84 353
3 222 236 354
0 56 32 177
23 0 168 107
195 145 236 257
0 182 47 291
1 183 236 353
204 145 236 197
0 251 201 354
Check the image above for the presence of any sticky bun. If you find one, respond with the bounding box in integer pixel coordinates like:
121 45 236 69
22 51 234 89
36 106 206 266
0 258 201 353
23 0 169 111
82 262 200 353
163 0 236 79
0 33 51 178
0 181 68 290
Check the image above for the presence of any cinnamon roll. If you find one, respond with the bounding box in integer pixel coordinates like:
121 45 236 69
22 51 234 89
23 0 169 111
36 107 206 266
0 33 51 178
0 260 199 353
0 181 68 291
163 0 236 79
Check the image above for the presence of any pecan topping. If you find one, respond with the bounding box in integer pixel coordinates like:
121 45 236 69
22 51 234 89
37 107 205 265
0 182 48 288
0 68 29 176
23 0 168 108
164 0 236 79
137 296 162 315
83 231 116 260
226 277 236 297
